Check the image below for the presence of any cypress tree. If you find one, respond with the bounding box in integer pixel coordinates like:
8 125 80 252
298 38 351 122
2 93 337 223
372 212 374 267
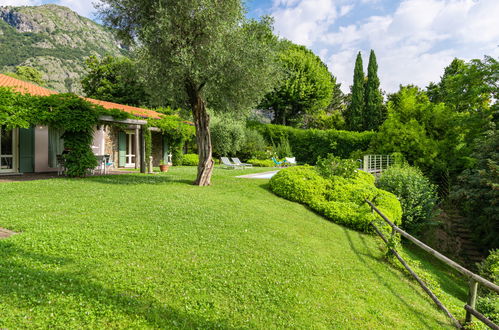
345 52 364 131
363 50 384 130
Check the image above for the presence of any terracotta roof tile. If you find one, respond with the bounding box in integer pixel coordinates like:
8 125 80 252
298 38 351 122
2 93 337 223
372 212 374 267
85 98 162 119
0 73 58 96
0 73 162 119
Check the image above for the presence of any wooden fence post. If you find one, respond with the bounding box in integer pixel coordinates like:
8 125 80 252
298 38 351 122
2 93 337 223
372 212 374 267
465 279 478 323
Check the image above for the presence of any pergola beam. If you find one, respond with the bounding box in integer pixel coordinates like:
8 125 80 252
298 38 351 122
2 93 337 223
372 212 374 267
99 115 148 126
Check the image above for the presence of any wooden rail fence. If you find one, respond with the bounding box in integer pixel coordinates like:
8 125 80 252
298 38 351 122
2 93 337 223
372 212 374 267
365 199 499 330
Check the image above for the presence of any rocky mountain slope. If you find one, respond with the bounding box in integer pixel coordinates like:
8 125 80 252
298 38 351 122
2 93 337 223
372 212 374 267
0 4 127 93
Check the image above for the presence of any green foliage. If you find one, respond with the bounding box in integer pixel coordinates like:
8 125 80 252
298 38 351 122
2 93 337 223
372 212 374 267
253 123 374 164
271 135 292 158
269 166 402 232
4 66 46 86
345 52 365 131
238 128 268 161
210 116 245 157
377 164 438 232
246 158 274 167
182 154 199 166
303 110 345 130
451 129 499 251
81 56 149 107
315 154 358 179
149 116 195 167
476 250 499 323
363 50 385 131
259 41 335 126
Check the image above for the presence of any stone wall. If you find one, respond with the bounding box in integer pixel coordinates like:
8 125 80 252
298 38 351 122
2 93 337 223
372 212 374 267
103 125 120 168
151 132 163 167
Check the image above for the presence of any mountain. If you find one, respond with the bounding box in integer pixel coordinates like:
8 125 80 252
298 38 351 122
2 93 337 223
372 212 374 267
0 4 127 94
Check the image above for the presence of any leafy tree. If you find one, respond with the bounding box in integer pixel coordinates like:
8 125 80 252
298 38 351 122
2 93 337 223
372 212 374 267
345 52 364 131
451 129 498 252
363 50 384 130
210 115 245 158
81 56 149 107
260 41 334 127
4 66 45 86
99 0 280 185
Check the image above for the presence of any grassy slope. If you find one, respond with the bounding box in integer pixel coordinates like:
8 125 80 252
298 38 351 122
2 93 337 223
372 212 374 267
0 167 464 328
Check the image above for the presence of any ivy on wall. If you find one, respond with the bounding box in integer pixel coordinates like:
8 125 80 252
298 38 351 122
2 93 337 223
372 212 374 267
148 116 195 166
0 87 133 177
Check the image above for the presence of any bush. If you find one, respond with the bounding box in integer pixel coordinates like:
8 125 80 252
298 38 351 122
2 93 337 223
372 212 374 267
315 154 358 179
247 159 274 167
476 250 499 323
251 123 374 164
269 166 402 232
210 116 245 157
239 128 268 161
377 164 438 232
272 135 293 158
182 154 199 166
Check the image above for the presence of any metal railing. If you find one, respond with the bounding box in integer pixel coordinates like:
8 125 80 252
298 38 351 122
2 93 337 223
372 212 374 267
365 199 499 329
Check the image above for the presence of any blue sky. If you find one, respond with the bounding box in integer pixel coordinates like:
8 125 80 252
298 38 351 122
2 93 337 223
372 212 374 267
2 0 498 92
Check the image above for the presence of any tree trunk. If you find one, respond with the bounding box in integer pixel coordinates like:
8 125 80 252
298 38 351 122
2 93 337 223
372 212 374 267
188 84 214 186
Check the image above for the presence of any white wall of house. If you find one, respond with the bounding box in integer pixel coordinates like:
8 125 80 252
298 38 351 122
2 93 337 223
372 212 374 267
34 125 58 173
92 126 105 155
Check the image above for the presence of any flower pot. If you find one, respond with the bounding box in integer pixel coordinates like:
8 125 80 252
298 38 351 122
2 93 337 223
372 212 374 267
159 164 170 172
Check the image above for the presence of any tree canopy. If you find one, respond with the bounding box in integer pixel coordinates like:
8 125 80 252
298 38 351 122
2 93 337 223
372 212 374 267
345 52 365 131
259 41 335 127
81 55 149 107
99 0 280 185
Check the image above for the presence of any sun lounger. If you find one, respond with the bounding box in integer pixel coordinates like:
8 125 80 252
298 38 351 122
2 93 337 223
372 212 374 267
220 157 242 169
231 157 253 169
284 157 297 166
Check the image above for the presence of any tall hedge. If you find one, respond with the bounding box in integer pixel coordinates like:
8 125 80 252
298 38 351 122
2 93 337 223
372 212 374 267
253 123 374 164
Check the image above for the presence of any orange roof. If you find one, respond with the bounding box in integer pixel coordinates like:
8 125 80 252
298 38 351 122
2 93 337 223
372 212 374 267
0 73 162 119
0 73 58 96
85 98 162 119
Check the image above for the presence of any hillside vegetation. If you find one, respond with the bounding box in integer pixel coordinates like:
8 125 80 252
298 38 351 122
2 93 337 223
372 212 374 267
0 4 126 93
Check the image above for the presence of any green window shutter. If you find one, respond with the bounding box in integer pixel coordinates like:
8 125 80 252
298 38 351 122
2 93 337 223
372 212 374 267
19 127 34 173
163 135 169 163
118 131 126 167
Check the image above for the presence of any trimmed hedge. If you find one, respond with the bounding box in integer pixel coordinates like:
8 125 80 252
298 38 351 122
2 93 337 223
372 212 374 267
247 159 274 167
182 153 199 166
269 166 402 232
253 123 375 164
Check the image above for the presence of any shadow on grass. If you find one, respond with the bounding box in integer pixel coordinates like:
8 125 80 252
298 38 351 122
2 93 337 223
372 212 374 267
0 241 229 328
84 174 193 186
342 228 450 329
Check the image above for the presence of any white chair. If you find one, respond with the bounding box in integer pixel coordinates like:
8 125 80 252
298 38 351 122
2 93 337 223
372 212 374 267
231 157 253 169
220 157 242 169
285 157 297 166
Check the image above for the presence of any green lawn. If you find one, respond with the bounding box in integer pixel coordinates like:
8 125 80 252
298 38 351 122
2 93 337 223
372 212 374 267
0 167 465 328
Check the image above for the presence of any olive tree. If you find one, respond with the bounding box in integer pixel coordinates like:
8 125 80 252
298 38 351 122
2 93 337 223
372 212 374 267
99 0 280 185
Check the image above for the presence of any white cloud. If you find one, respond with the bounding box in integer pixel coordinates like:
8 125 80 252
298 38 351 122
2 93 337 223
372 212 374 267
271 0 338 46
290 0 499 92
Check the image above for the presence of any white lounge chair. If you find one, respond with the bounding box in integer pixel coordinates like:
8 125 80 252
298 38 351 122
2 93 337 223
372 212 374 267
285 157 297 166
231 157 253 169
220 157 242 169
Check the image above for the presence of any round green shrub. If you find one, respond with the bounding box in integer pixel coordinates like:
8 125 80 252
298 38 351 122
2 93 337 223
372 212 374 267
376 164 438 232
269 166 402 232
182 153 199 166
269 166 330 205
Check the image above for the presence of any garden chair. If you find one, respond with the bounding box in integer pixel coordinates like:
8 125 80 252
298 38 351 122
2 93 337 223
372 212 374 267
220 157 242 169
56 154 66 176
284 157 297 166
231 157 253 169
272 157 285 167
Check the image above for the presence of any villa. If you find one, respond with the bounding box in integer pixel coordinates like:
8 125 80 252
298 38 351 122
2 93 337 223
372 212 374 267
0 74 170 175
